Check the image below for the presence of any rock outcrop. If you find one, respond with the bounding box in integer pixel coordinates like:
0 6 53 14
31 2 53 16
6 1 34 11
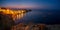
0 13 15 30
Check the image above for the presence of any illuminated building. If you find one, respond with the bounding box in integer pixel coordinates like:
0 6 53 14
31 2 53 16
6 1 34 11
0 8 27 20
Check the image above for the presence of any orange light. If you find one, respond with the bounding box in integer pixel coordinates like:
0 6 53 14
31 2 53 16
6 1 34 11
0 8 26 20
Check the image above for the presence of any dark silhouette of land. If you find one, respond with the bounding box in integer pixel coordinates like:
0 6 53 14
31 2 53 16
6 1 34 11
0 12 15 30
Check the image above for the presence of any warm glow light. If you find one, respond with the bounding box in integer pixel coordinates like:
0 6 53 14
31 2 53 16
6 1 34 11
0 8 26 20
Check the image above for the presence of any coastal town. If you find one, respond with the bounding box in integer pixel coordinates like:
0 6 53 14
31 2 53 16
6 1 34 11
0 7 60 30
0 7 29 15
0 7 31 20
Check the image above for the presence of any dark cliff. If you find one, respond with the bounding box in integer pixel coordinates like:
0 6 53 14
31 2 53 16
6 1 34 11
0 14 15 30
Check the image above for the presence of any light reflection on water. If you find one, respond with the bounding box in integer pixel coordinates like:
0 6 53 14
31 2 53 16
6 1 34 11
13 13 26 21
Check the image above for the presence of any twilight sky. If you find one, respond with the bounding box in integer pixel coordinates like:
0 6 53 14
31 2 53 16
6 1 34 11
0 0 60 9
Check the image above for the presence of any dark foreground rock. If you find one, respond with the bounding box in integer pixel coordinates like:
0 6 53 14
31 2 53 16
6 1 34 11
0 14 15 30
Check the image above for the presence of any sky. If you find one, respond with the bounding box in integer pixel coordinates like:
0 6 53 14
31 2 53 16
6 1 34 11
0 0 60 9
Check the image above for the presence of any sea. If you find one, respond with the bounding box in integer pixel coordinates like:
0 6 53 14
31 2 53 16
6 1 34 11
15 9 60 25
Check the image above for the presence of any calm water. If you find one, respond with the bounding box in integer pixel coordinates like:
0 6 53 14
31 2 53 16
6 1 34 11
15 9 60 24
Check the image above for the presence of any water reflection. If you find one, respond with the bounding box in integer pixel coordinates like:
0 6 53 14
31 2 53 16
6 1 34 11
13 13 26 21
